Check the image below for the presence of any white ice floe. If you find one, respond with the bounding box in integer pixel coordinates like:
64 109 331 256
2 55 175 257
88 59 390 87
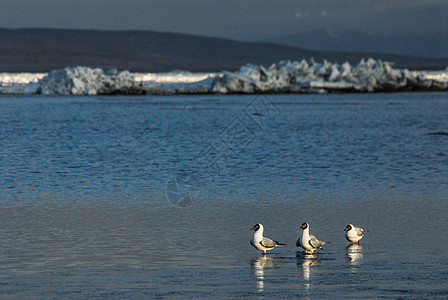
213 59 448 93
38 67 136 95
0 72 46 85
1 59 447 95
134 70 214 83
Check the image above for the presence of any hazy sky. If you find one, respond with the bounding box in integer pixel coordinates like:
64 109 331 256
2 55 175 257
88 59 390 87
1 0 447 40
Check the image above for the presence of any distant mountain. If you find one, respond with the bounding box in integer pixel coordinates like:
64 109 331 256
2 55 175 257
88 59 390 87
0 28 447 72
265 29 448 59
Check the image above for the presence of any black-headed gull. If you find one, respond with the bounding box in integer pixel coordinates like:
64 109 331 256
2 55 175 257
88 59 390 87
296 222 327 253
344 224 366 244
250 223 285 256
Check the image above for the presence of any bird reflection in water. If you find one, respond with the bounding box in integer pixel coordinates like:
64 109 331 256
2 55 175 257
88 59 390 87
251 256 275 293
296 252 323 290
346 244 363 271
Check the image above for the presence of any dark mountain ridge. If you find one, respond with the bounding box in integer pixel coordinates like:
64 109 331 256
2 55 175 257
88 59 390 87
265 29 448 59
0 28 446 72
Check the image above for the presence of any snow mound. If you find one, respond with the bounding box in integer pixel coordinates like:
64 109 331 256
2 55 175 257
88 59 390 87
213 58 448 93
39 67 137 95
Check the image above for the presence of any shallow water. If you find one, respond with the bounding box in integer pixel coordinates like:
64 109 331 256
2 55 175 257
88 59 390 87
1 93 447 298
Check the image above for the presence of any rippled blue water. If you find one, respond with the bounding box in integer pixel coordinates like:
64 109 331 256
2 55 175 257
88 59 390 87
1 93 447 298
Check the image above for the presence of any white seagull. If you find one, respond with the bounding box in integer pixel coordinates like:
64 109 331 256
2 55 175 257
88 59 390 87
296 222 327 253
344 224 366 245
250 223 285 256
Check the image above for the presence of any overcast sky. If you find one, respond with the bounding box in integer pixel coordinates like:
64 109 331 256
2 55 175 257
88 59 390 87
1 0 447 40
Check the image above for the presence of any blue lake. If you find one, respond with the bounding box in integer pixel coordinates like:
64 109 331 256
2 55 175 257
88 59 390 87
1 93 447 298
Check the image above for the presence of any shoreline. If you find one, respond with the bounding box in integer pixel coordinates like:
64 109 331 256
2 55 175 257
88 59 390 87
1 59 448 96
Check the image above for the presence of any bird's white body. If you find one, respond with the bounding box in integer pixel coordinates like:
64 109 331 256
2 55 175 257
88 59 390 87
344 224 366 244
296 223 326 252
250 223 284 256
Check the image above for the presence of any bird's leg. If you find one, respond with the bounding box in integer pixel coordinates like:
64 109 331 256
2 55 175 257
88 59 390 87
263 251 266 257
358 241 360 245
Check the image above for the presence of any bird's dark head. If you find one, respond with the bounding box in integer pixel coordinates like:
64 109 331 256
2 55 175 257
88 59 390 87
344 224 352 231
250 223 261 231
300 223 308 230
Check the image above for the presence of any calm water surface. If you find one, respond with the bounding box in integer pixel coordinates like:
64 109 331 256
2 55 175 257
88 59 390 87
1 93 447 298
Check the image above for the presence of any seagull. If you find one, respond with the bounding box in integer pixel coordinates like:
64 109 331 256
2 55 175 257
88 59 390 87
344 224 366 245
296 222 327 253
250 223 285 256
